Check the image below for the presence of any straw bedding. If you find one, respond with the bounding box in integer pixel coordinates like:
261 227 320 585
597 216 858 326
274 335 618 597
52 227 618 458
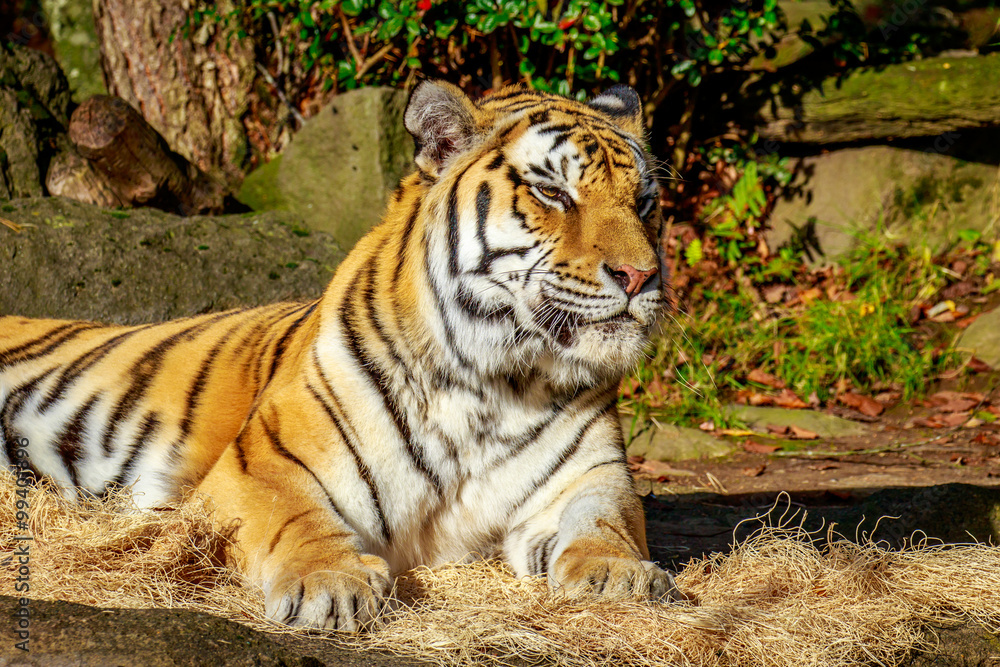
2 473 998 667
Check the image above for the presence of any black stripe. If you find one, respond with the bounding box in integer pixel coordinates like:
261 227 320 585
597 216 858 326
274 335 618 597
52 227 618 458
258 410 348 521
0 322 102 369
100 311 240 454
306 379 391 544
268 509 316 554
177 317 252 441
109 412 161 489
54 393 100 488
508 399 616 514
265 301 318 383
246 304 303 387
486 152 505 170
340 264 445 493
1 368 56 474
423 230 476 371
233 429 249 473
537 123 575 136
392 198 421 287
38 323 159 413
529 532 559 576
446 179 462 278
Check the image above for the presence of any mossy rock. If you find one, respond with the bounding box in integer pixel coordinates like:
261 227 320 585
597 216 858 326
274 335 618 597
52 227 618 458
0 197 346 325
238 87 414 251
0 42 72 199
767 146 1000 262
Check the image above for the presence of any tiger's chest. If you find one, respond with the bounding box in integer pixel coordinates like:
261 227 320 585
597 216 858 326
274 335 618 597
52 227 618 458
376 377 616 571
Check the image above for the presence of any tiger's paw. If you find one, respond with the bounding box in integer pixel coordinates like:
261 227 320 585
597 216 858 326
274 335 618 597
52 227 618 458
263 554 391 631
550 553 681 601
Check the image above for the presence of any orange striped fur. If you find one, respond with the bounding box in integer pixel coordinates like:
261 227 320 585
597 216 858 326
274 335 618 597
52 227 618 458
1 82 677 630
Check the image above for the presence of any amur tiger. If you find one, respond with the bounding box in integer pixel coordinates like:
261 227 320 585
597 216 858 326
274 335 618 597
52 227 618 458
0 81 678 630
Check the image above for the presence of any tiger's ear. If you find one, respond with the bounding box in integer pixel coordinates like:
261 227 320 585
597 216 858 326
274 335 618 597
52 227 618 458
405 80 480 176
587 85 645 138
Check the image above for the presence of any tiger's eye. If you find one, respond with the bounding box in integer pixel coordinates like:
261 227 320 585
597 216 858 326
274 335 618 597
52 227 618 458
537 185 562 199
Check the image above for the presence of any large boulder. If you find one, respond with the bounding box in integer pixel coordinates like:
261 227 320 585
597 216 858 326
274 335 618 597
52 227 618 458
0 197 345 325
757 54 1000 144
0 42 72 199
238 86 414 251
767 146 999 261
957 306 1000 369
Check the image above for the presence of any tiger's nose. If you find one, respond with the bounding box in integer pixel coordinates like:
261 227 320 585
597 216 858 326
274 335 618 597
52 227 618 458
609 264 658 297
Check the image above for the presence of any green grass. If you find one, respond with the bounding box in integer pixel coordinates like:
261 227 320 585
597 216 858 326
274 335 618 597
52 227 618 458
624 235 962 428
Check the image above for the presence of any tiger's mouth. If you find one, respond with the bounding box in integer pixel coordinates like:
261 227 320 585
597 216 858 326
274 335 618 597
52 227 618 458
535 308 635 347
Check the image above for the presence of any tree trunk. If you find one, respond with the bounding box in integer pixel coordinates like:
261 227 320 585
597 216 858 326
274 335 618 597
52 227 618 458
755 54 1000 144
92 0 256 191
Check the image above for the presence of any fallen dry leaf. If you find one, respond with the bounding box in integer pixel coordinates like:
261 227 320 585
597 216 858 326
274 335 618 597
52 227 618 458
926 391 985 407
742 463 767 477
968 357 992 373
627 457 693 481
930 398 980 413
748 368 785 389
719 428 756 437
874 391 902 405
837 392 885 417
742 440 781 454
914 412 972 428
766 424 789 436
799 287 822 304
773 388 808 409
809 463 839 471
748 392 775 407
788 425 820 440
619 377 641 399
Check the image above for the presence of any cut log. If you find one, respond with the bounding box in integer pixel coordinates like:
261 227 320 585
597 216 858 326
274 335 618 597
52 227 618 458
68 96 225 215
756 53 1000 144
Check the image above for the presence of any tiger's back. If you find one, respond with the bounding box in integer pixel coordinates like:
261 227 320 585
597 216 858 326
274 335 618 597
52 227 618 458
0 303 317 501
1 81 680 631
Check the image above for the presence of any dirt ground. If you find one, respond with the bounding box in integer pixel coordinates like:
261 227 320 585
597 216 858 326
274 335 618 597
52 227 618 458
638 405 1000 499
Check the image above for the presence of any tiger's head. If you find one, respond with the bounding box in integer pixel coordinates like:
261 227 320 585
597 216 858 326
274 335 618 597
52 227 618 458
403 81 667 388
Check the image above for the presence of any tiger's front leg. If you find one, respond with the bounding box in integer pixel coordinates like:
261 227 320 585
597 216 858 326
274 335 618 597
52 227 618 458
507 458 679 601
195 410 390 631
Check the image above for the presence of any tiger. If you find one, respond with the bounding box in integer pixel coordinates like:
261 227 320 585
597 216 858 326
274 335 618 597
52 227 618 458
0 80 678 630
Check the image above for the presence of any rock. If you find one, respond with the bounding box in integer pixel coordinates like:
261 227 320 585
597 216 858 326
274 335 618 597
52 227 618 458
624 418 735 461
730 405 870 438
238 87 414 250
767 146 999 262
756 54 1000 144
0 595 430 666
957 307 1000 369
0 197 345 325
39 0 106 102
0 42 72 199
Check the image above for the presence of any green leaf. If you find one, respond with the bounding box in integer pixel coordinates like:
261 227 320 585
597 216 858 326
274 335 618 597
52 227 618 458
378 14 405 39
685 238 703 266
582 14 601 31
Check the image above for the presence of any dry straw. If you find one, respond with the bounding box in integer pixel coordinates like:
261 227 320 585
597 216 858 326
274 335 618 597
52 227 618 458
2 472 999 667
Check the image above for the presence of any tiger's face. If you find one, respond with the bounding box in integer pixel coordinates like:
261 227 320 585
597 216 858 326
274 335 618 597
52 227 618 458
406 83 666 385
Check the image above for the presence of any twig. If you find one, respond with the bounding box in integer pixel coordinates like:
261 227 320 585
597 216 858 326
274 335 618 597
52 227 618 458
768 432 953 460
255 63 305 127
339 8 363 71
355 42 394 80
1 217 22 232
